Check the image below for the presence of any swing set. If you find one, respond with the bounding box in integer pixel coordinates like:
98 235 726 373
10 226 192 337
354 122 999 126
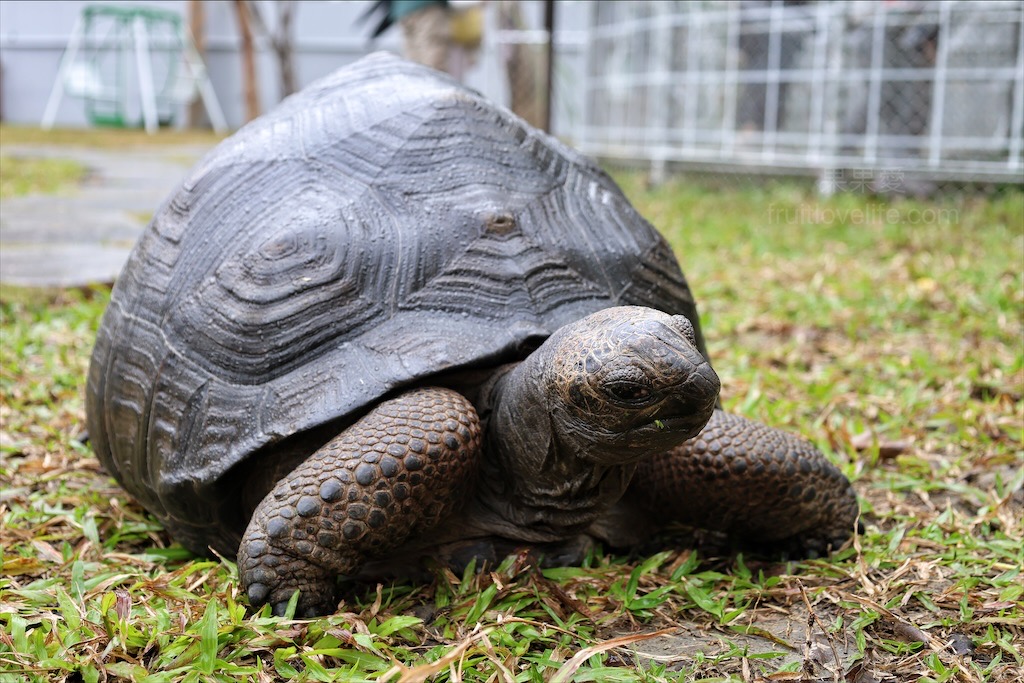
42 4 227 133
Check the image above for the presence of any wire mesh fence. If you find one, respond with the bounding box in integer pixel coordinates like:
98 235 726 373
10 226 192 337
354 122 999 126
577 0 1023 191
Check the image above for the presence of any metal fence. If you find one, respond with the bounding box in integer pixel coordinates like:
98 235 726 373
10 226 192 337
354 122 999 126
580 0 1024 188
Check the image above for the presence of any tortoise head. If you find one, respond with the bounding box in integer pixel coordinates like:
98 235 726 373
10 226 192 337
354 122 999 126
543 306 720 464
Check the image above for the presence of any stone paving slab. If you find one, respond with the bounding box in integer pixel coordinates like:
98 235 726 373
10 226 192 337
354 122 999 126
0 243 141 288
0 143 215 287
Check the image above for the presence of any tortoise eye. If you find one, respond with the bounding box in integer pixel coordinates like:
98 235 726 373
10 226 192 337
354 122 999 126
604 382 655 405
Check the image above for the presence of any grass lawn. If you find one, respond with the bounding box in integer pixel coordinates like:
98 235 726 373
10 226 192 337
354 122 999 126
0 124 225 150
0 157 86 199
0 146 1021 682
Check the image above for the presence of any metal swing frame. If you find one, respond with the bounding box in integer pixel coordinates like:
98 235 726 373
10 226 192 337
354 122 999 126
41 4 227 133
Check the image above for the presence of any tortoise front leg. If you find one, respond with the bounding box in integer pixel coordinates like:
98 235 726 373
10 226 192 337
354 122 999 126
238 387 481 616
628 409 859 555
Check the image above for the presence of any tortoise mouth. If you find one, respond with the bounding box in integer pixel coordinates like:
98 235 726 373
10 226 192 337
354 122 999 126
633 379 719 443
639 413 711 441
644 414 706 431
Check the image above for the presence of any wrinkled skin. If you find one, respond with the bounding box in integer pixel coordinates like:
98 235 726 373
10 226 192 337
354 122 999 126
238 307 858 616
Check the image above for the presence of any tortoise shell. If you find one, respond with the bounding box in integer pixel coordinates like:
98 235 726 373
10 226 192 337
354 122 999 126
85 53 704 556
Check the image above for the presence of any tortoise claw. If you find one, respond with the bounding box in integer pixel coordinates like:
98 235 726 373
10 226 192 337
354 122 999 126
269 594 335 619
247 582 271 606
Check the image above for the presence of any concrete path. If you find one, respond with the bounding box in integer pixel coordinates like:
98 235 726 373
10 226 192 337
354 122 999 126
0 143 214 287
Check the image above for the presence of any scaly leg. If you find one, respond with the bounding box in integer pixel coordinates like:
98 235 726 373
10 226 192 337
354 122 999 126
237 387 481 616
627 409 858 555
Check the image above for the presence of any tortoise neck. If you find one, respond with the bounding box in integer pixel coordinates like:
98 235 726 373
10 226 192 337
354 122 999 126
476 347 634 541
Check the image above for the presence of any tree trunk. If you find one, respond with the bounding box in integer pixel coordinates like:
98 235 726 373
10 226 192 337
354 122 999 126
275 1 298 98
245 1 298 101
543 0 555 133
234 0 260 122
187 0 209 128
498 1 548 132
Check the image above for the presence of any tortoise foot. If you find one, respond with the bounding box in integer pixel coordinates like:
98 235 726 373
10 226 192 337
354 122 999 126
237 387 482 616
240 529 340 616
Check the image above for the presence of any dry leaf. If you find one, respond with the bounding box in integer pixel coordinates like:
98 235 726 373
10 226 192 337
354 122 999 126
549 629 676 683
849 430 911 458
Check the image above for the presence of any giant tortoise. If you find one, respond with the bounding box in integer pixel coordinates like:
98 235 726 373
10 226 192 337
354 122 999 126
86 53 858 616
